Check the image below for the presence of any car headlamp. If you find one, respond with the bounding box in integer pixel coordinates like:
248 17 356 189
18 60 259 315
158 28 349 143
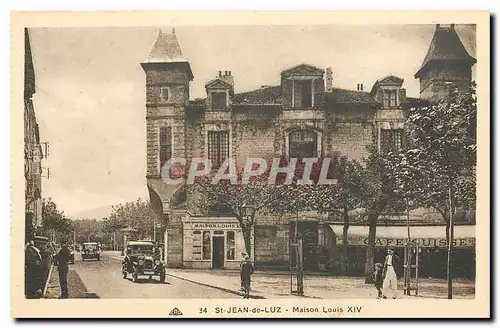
155 260 160 265
138 260 144 265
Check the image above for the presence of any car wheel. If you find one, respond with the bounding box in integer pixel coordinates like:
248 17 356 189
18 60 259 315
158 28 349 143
160 269 166 283
122 266 127 279
132 268 139 283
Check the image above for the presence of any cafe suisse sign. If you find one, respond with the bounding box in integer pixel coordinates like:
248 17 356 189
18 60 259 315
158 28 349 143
335 235 475 248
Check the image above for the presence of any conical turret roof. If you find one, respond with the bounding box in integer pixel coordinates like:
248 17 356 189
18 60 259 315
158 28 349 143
143 28 188 64
415 24 476 78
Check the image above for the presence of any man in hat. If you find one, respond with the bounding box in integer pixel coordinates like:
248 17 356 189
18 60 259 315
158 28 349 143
382 248 400 299
56 240 72 299
25 239 43 298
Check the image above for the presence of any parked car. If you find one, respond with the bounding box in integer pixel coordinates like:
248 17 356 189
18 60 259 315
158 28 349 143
82 242 100 261
122 240 166 283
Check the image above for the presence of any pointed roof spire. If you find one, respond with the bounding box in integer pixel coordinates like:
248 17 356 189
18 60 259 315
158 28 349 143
143 28 187 64
415 24 476 78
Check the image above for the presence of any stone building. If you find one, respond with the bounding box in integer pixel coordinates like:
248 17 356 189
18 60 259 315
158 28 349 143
143 25 476 277
24 28 45 239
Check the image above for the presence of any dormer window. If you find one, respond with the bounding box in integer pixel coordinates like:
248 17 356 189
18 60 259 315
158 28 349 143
160 87 169 102
383 90 397 107
211 92 227 109
293 80 313 108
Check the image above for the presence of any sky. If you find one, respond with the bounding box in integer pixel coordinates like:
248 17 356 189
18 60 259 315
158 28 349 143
29 24 476 219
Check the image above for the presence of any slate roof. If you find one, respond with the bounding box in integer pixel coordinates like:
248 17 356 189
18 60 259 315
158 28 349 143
326 88 377 105
415 25 476 78
233 85 282 105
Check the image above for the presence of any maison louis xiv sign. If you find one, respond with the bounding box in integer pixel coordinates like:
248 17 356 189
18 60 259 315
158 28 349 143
183 221 241 230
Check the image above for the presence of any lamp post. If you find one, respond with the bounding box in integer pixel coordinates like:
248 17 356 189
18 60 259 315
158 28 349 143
241 203 255 257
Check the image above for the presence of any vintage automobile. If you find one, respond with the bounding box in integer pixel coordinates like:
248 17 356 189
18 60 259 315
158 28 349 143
81 242 100 261
122 240 166 283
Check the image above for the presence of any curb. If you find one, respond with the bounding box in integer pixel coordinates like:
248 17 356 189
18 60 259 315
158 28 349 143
167 273 266 299
42 264 54 298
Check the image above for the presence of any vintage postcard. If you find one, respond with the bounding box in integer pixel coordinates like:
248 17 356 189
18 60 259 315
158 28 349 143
11 11 490 318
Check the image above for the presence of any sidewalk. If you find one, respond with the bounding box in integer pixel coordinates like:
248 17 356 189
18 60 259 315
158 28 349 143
167 269 475 299
45 266 99 299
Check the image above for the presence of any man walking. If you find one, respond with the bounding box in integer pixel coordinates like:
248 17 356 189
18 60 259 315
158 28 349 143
56 240 72 299
382 248 400 299
239 252 247 290
240 255 254 299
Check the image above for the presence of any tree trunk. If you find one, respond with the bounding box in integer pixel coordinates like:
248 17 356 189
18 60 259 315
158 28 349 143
242 226 252 258
446 184 455 299
364 215 378 283
341 207 349 275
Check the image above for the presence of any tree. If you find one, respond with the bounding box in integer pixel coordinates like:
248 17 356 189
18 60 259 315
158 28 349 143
107 199 158 240
41 198 73 243
312 157 364 274
386 85 477 298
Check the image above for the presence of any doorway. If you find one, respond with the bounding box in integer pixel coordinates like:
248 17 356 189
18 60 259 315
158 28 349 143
212 236 225 269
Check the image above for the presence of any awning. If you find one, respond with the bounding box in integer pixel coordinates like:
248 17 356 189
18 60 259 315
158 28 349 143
329 225 475 249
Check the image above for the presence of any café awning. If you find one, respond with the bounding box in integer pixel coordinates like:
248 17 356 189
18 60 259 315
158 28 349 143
328 224 475 248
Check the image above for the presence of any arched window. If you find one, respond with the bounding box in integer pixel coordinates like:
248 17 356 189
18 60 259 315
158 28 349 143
289 130 318 158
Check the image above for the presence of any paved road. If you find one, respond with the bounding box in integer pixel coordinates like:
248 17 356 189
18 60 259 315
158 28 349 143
71 251 238 299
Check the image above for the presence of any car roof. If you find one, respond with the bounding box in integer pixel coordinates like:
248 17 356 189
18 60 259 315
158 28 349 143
83 242 98 245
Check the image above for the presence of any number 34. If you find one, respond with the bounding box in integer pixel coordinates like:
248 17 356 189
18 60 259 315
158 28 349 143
199 307 207 314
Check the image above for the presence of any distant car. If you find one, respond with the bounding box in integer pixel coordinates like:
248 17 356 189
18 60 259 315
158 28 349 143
81 242 100 261
122 240 166 283
68 246 75 264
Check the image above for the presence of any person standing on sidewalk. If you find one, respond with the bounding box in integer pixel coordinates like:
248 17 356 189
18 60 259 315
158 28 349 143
25 240 43 299
56 240 71 299
382 248 400 299
240 255 254 299
239 252 247 290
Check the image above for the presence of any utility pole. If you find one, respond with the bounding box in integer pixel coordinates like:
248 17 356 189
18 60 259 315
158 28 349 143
73 230 76 248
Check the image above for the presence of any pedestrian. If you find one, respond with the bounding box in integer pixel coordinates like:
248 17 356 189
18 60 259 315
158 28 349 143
56 240 72 299
382 248 400 299
239 252 247 290
24 240 43 299
240 255 254 299
373 262 384 298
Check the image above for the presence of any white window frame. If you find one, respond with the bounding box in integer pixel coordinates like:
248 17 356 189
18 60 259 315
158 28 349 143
160 86 170 102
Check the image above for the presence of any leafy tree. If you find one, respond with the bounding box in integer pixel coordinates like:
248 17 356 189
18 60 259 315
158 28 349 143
384 85 476 298
107 199 159 240
312 157 364 274
41 198 73 243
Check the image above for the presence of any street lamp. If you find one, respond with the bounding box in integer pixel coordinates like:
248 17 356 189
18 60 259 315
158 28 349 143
241 203 255 219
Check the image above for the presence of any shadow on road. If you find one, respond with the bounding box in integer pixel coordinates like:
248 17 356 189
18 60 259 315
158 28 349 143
124 278 171 285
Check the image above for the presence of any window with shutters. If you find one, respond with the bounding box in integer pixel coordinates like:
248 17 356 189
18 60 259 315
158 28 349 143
383 90 398 107
207 131 229 168
211 92 227 109
160 87 169 102
289 130 318 158
159 126 172 170
380 129 403 154
293 80 313 108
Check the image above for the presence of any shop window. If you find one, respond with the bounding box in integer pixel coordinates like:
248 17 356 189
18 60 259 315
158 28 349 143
208 131 229 168
192 231 202 260
289 129 318 158
380 129 403 154
226 231 235 260
202 231 211 260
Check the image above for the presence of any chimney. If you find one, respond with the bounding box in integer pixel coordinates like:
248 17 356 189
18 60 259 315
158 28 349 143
325 67 333 92
219 70 234 89
172 28 176 34
218 71 222 77
360 83 364 91
436 24 440 29
451 23 455 30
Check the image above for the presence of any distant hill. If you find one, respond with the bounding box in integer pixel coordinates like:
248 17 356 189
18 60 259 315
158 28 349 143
68 205 114 220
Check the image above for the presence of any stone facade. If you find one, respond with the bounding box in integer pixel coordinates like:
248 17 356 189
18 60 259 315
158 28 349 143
24 28 44 238
142 25 476 270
